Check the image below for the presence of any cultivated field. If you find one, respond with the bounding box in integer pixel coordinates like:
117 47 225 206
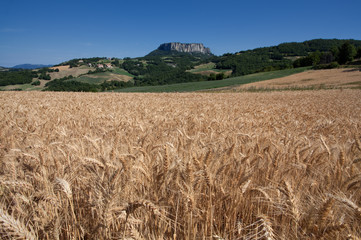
49 65 94 79
0 90 361 239
227 68 361 91
187 63 232 77
74 72 133 84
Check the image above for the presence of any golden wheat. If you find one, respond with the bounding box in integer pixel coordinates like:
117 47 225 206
0 90 360 239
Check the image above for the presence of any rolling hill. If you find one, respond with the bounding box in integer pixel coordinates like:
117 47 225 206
1 39 360 92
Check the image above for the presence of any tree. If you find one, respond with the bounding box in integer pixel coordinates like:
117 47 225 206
338 42 356 64
208 73 216 81
309 51 321 66
319 52 334 64
293 53 320 68
216 73 225 80
31 80 41 86
331 46 339 61
356 46 361 59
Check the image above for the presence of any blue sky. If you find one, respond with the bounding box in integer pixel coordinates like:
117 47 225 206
1 0 360 67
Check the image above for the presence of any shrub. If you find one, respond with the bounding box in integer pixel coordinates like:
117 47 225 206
313 61 339 70
31 80 41 86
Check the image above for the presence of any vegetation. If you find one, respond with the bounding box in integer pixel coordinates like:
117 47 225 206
31 80 41 86
0 70 37 86
312 62 340 70
100 80 134 91
214 50 293 76
338 42 357 64
2 39 361 91
293 41 360 68
43 73 134 92
0 90 360 239
215 39 361 77
208 72 225 81
44 80 99 92
55 57 107 67
114 67 310 92
122 54 207 86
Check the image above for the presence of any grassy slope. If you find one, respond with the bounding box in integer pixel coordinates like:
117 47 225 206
113 67 310 92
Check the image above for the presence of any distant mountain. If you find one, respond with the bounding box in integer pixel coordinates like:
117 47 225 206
147 42 213 56
12 64 53 69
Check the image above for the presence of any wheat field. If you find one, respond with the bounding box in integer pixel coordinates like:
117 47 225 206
0 90 361 239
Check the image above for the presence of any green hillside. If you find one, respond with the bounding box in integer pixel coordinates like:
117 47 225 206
113 67 310 92
1 39 361 92
213 39 361 77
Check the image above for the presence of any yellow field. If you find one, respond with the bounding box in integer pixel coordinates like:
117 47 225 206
228 68 361 91
1 90 361 239
49 65 95 79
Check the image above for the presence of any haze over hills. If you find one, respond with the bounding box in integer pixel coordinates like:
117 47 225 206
11 64 53 69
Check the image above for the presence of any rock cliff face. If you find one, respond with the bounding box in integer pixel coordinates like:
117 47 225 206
158 42 212 55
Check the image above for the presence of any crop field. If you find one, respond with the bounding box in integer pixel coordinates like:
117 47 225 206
49 65 94 79
115 67 310 92
111 67 135 77
187 63 232 76
0 90 361 239
226 68 361 92
69 72 133 85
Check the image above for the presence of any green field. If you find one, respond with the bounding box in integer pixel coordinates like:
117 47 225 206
188 63 231 73
113 67 310 92
66 70 133 85
66 72 111 84
111 67 134 77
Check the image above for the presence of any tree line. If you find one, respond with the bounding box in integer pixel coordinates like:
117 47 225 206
214 51 293 76
214 39 361 77
293 42 361 68
0 70 37 86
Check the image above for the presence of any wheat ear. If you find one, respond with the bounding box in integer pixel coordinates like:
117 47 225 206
257 215 275 240
318 198 334 227
0 208 36 240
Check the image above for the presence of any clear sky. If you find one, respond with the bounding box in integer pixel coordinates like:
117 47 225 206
1 0 360 67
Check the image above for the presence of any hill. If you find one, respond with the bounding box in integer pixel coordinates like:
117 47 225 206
113 67 310 92
12 64 53 69
207 68 361 92
1 38 360 92
213 39 361 77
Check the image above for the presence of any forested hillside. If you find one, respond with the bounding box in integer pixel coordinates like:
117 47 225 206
214 39 361 77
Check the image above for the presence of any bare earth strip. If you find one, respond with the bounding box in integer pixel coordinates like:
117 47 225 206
230 68 361 90
0 90 361 239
